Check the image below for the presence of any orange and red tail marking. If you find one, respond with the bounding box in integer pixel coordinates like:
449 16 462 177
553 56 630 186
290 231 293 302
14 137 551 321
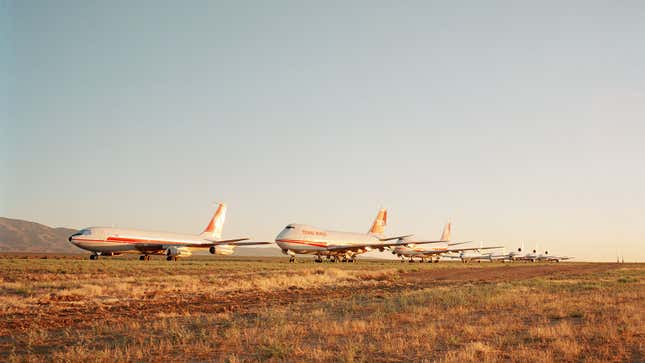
203 203 226 236
369 208 387 234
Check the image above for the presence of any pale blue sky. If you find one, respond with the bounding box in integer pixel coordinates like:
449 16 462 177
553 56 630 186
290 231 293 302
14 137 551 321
3 1 644 261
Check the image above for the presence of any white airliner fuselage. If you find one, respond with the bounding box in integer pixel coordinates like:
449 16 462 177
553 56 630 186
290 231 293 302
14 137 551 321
394 243 451 258
70 227 236 255
275 224 385 256
274 208 416 262
68 203 268 261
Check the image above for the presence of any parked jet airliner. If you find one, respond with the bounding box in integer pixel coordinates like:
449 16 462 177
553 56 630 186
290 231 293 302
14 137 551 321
275 208 445 263
391 223 499 262
68 203 270 261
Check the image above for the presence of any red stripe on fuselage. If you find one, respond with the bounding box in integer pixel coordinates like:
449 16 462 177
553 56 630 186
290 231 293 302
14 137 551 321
275 239 329 248
72 237 199 246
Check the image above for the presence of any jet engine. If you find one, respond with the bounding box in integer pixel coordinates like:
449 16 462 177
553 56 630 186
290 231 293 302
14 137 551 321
166 246 192 258
209 245 235 255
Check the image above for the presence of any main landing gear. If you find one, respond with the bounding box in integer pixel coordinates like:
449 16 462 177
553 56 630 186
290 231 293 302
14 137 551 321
289 256 296 263
139 255 152 261
166 256 178 262
89 254 99 260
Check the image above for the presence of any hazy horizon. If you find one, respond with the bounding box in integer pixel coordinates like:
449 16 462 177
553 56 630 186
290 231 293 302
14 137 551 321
2 1 644 262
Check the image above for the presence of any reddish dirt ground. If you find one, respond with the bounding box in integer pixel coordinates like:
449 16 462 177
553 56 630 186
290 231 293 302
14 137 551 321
1 263 621 337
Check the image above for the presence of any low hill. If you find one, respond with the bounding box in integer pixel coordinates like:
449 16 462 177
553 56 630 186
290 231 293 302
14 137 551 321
0 217 79 253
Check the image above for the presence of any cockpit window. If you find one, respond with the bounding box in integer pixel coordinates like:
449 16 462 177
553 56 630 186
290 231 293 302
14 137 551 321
71 229 91 236
285 225 295 229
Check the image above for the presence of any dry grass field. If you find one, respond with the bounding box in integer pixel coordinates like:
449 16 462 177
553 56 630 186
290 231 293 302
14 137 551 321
0 255 643 362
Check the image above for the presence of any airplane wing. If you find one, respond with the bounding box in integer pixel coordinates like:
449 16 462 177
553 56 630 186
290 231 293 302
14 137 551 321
203 237 250 244
412 243 491 257
443 246 503 254
325 238 452 253
447 241 471 246
197 238 272 247
133 239 271 252
224 241 273 246
379 234 414 241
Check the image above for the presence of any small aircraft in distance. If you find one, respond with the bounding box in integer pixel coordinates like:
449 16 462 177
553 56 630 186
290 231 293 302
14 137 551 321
531 249 573 263
68 203 270 261
275 208 440 263
490 243 573 262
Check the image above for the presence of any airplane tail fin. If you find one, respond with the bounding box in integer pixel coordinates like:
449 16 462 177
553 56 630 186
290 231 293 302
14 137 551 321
368 208 387 235
200 203 227 240
440 221 451 241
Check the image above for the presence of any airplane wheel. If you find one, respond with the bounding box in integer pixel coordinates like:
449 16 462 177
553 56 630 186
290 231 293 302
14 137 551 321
139 256 145 261
289 257 295 263
166 256 173 261
89 255 95 260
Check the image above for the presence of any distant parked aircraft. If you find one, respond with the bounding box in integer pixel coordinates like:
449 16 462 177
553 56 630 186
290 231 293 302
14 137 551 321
390 223 492 263
68 203 270 261
534 249 573 262
494 242 573 262
440 241 503 263
275 208 427 263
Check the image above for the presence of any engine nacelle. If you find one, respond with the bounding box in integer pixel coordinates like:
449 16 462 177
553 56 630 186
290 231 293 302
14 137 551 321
209 245 235 255
166 246 192 258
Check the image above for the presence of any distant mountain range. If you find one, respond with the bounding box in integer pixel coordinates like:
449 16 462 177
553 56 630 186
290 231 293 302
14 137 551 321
0 217 79 253
0 217 284 256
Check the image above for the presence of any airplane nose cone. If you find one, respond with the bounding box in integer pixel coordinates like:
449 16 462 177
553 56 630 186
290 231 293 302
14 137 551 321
68 236 72 242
